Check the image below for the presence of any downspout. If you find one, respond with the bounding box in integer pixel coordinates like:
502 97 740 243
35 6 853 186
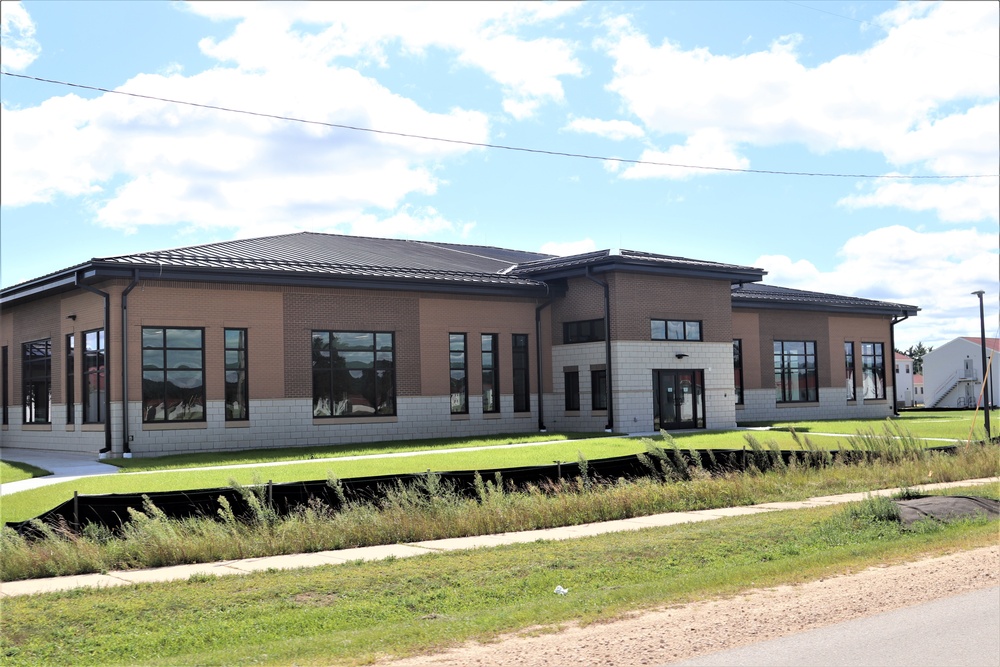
75 275 112 455
535 298 552 432
120 270 140 456
890 313 909 417
585 268 614 432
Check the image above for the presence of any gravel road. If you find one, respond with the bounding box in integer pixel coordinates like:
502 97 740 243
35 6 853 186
380 545 999 667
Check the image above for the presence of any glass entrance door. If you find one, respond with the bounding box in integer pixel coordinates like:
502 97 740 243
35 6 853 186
653 369 705 430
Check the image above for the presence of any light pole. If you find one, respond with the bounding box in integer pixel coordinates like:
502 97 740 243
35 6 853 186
971 290 991 439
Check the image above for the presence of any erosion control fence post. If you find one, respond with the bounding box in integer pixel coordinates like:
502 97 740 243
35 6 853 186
73 491 79 533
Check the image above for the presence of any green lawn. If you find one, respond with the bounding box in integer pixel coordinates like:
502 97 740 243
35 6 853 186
3 411 993 524
2 485 996 667
0 461 51 484
760 409 998 440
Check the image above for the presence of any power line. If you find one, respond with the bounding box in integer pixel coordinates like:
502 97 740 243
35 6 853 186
3 71 998 180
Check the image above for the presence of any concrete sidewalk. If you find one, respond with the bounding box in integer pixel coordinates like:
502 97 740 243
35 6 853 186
0 447 120 496
2 476 995 599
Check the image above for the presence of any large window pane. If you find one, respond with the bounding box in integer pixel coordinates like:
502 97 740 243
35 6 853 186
481 334 499 413
450 333 467 414
22 339 51 424
512 334 530 412
141 327 205 422
225 328 248 421
861 342 885 399
313 331 395 418
774 340 818 403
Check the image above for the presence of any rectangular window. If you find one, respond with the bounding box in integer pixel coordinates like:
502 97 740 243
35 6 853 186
564 370 580 411
651 319 702 341
733 339 744 405
591 369 607 410
225 328 248 421
450 333 468 414
83 329 105 424
481 334 499 414
845 341 856 401
774 340 818 403
66 334 75 424
862 342 885 399
563 319 605 344
512 334 530 412
22 339 52 424
312 331 395 417
2 345 9 426
142 327 205 422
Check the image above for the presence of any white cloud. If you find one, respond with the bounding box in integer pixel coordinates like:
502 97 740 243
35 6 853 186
599 1 999 219
1 65 489 236
189 1 584 120
564 117 644 141
540 238 596 256
757 226 1000 348
620 129 749 180
0 1 39 71
838 177 1000 223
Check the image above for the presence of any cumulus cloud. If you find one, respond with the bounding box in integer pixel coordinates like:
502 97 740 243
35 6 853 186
564 117 644 141
599 2 999 219
189 1 583 120
757 226 1000 347
0 1 39 71
0 51 489 235
620 129 749 180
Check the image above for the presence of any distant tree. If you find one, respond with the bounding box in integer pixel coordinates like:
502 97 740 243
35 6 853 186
896 342 933 374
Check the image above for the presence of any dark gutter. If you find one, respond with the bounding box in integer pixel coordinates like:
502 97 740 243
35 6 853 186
75 274 112 454
733 300 920 317
522 260 764 285
890 313 909 416
535 298 552 432
120 270 140 456
585 268 614 432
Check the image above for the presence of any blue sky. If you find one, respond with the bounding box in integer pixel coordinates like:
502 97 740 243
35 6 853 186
1 0 997 350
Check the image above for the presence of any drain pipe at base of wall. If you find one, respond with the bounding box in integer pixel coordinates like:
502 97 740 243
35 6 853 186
584 267 614 432
535 299 552 432
890 313 909 417
75 275 112 456
119 271 140 457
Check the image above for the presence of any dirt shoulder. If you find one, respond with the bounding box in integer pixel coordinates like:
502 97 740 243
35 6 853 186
382 545 999 667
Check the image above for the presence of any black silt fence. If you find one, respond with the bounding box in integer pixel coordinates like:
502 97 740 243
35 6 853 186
5 445 957 537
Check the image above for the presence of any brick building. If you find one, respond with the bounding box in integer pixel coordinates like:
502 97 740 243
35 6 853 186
0 232 918 457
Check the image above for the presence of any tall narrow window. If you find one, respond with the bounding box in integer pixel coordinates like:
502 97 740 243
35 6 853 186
142 327 205 422
845 342 856 401
481 334 499 413
225 328 248 420
733 339 744 405
591 369 607 410
83 329 105 423
22 339 51 424
450 333 468 414
2 345 9 426
512 334 530 412
312 331 395 417
66 334 75 424
774 340 817 403
564 370 580 411
861 342 885 399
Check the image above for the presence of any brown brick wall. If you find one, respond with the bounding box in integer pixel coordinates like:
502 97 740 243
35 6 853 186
418 295 545 395
283 287 421 398
126 280 285 401
610 273 734 342
734 308 892 390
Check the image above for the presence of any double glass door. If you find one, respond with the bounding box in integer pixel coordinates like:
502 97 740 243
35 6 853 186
653 369 705 430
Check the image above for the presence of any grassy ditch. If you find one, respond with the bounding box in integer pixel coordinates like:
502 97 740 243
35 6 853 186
2 436 997 582
1 486 997 667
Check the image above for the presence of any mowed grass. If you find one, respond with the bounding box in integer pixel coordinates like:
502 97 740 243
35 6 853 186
760 409 999 440
0 437 647 523
106 432 611 472
0 461 51 484
1 485 996 667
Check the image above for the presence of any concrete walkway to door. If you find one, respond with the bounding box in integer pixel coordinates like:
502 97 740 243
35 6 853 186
0 447 120 496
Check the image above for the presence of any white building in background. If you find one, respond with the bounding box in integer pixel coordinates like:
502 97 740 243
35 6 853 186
923 337 999 409
913 374 925 406
894 352 915 408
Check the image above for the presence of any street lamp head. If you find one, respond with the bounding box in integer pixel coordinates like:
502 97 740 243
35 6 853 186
971 290 985 297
